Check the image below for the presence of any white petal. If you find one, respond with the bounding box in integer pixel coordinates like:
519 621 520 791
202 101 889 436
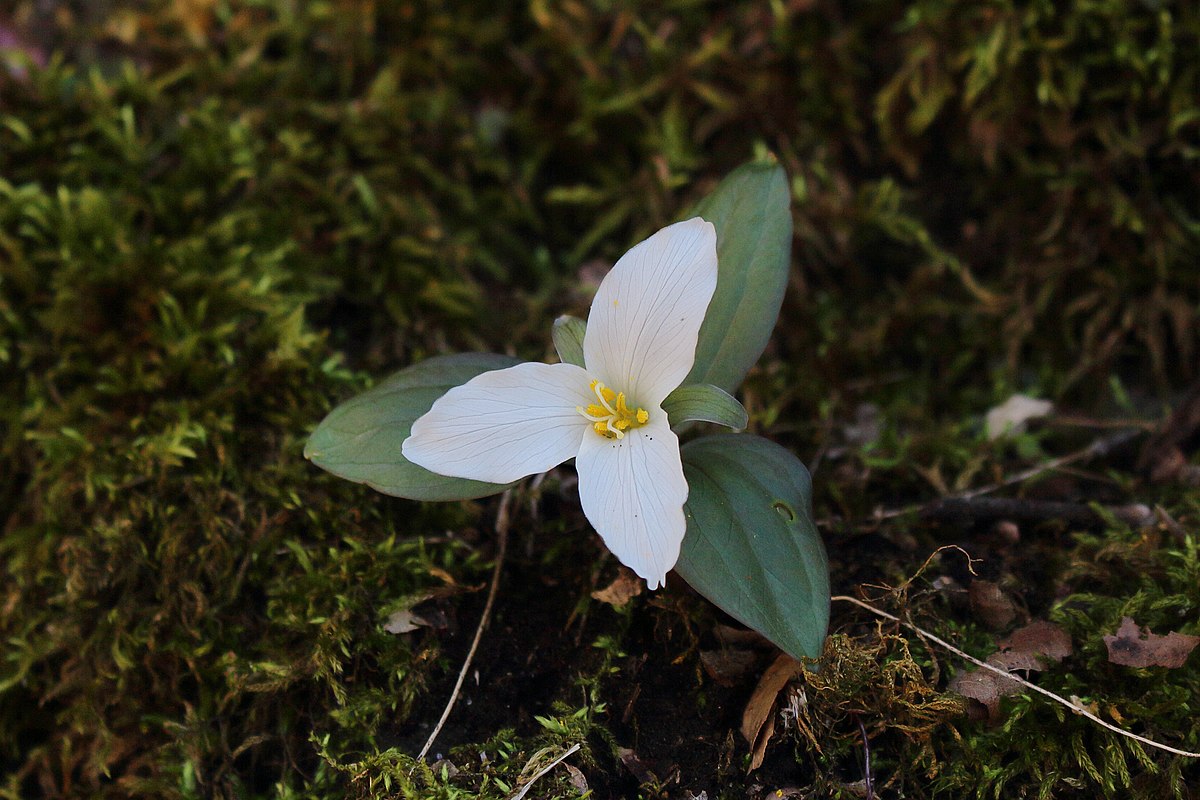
583 217 718 407
402 362 594 483
575 415 688 589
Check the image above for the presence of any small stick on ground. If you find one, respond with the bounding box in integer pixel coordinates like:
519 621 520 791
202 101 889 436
828 428 1142 528
417 489 513 762
832 595 1200 759
955 427 1140 501
920 497 1153 528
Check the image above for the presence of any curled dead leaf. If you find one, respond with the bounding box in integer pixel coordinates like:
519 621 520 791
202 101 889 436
741 653 803 771
1104 617 1200 669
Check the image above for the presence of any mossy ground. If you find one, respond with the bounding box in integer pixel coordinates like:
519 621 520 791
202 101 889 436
2 1 1198 798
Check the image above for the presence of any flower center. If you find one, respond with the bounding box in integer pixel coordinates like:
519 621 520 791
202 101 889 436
576 380 649 440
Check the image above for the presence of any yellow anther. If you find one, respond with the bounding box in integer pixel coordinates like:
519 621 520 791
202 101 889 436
576 380 650 439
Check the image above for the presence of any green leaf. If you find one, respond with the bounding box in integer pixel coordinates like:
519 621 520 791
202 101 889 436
684 160 792 392
304 353 520 501
675 434 829 660
552 314 586 367
661 384 748 430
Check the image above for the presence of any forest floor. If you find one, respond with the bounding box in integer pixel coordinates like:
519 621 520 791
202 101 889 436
2 2 1199 798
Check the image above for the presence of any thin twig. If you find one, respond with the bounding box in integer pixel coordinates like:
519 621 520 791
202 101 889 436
508 743 582 800
826 428 1141 527
417 490 513 761
956 428 1140 501
920 497 1153 528
831 595 1200 759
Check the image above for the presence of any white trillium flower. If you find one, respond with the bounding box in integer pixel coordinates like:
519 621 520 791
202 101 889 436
402 218 719 589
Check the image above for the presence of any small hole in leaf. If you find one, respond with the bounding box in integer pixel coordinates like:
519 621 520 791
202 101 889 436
773 501 795 521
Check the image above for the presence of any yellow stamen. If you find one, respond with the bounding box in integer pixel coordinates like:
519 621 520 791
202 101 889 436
575 380 650 440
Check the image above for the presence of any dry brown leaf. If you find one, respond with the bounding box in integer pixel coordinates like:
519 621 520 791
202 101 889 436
563 762 588 794
700 649 758 687
1104 617 1200 669
741 653 803 770
591 568 644 607
949 666 1022 721
748 713 776 774
997 620 1072 663
968 579 1017 630
950 619 1072 720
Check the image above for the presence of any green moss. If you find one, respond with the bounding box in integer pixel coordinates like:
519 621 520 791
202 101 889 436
930 521 1200 798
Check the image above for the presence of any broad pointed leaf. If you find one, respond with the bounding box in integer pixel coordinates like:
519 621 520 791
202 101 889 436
684 161 792 392
676 434 829 660
305 353 520 501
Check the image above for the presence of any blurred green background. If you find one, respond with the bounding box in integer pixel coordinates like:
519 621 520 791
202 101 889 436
1 1 1197 798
